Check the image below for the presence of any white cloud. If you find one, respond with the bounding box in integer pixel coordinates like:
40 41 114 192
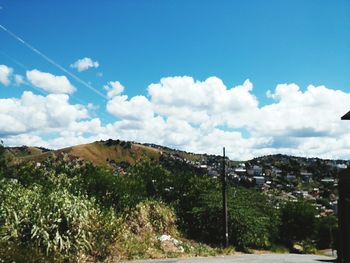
107 77 350 160
4 134 48 148
2 73 350 160
104 81 125 98
0 91 88 136
70 57 99 72
107 95 154 120
26 69 75 94
0 64 13 86
253 84 350 138
148 76 258 125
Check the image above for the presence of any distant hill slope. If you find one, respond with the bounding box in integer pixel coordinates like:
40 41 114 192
6 139 348 170
6 146 50 157
6 139 162 167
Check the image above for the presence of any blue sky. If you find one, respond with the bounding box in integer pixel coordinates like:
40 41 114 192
0 1 350 160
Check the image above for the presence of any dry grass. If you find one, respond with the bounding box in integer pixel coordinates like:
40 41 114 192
10 141 162 168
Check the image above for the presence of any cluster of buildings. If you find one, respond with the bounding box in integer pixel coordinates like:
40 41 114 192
184 153 348 217
108 141 348 218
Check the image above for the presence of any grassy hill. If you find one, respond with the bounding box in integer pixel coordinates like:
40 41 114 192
6 139 162 167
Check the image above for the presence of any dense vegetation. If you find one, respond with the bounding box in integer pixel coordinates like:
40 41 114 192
0 143 337 262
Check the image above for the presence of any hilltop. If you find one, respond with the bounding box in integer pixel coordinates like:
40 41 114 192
5 139 348 172
5 139 161 167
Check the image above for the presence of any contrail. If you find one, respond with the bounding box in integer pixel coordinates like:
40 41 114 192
0 24 107 100
0 47 112 124
0 49 94 105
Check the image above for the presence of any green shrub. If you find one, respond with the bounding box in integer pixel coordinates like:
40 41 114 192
298 239 316 254
279 200 317 247
0 180 44 261
315 215 337 249
270 244 289 253
187 186 280 250
108 200 178 260
127 200 178 236
0 179 119 262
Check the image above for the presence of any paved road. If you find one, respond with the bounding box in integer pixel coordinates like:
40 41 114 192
122 254 336 263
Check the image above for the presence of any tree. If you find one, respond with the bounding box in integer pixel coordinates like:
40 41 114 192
315 215 337 249
187 186 280 250
279 200 317 247
0 141 7 176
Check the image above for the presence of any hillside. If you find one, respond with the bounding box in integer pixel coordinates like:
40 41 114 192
6 139 161 168
1 139 342 260
6 139 348 173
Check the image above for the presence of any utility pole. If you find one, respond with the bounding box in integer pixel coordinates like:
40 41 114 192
222 147 229 247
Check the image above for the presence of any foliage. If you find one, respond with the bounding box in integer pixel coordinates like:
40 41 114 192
127 200 177 236
0 179 118 262
108 200 178 260
315 215 337 249
0 155 221 261
279 200 317 247
0 141 8 177
0 148 335 260
186 185 280 251
270 244 289 253
107 200 219 261
296 239 317 254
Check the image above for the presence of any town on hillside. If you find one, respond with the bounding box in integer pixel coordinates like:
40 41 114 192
131 141 345 218
7 139 346 219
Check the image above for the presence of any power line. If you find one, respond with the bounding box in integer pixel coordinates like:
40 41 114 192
0 24 107 100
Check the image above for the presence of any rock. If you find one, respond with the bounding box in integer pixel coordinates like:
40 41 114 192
293 244 304 253
158 234 184 253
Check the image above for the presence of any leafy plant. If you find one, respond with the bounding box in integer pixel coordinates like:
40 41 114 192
279 200 317 247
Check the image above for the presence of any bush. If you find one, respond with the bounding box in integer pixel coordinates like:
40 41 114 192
0 180 44 262
108 200 180 260
127 200 178 236
0 179 119 262
279 200 317 247
315 215 337 249
187 186 280 250
0 141 8 178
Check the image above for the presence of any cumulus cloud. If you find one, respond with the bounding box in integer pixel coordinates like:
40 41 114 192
148 76 258 125
254 84 350 138
104 81 125 98
105 77 350 160
107 95 154 120
0 91 88 136
4 134 49 148
70 57 99 72
0 64 13 86
26 69 75 94
2 73 350 160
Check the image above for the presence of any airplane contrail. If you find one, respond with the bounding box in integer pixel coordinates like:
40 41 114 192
0 49 103 108
0 24 107 100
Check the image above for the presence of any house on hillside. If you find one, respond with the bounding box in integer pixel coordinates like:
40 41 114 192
247 165 263 176
286 173 297 182
253 176 265 188
234 167 246 177
300 171 313 183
